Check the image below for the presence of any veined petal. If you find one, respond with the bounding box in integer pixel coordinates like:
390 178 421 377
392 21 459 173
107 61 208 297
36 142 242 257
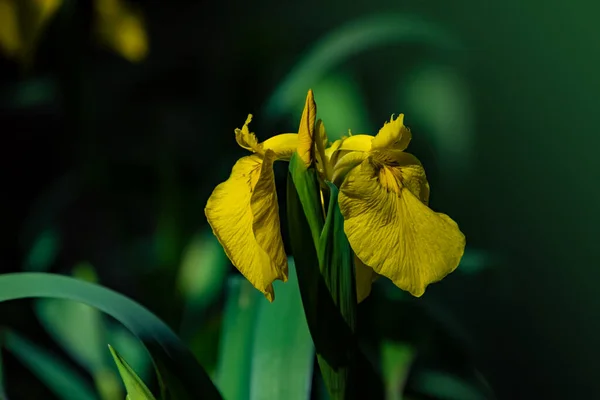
235 114 263 155
371 114 411 151
338 158 465 297
371 150 430 205
297 89 317 166
205 152 287 301
262 133 298 160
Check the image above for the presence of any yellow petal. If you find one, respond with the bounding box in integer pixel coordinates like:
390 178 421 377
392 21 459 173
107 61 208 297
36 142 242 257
338 157 465 297
355 255 377 303
371 114 411 151
262 133 298 161
338 134 373 152
205 151 287 301
332 151 368 186
297 89 316 166
235 114 263 155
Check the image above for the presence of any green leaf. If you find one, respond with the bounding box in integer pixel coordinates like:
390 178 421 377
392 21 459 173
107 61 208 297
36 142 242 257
178 230 229 340
381 341 415 400
316 183 357 398
105 323 152 384
109 345 156 400
216 276 262 400
286 157 384 399
0 273 222 400
288 152 324 247
3 330 98 400
250 259 314 400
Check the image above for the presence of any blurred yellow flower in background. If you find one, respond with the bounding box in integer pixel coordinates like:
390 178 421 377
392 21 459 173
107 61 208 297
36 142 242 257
0 0 148 64
94 0 148 62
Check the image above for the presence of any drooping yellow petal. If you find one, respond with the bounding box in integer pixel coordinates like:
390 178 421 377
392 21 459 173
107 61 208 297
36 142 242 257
355 255 377 303
262 133 298 161
297 89 316 166
205 151 287 301
235 114 263 155
371 114 411 151
338 157 465 297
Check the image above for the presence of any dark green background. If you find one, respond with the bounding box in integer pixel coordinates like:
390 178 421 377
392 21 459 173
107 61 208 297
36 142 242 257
1 0 598 398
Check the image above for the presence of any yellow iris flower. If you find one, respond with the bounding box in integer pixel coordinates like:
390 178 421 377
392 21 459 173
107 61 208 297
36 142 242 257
206 90 465 302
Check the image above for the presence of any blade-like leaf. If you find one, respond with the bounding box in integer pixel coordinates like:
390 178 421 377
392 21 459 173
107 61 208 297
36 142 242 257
216 276 261 400
109 345 156 400
3 330 98 400
0 273 222 400
316 183 357 398
287 155 384 399
250 259 314 400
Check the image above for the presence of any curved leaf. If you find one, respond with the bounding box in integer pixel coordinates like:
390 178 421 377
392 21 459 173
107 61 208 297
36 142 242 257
0 273 222 400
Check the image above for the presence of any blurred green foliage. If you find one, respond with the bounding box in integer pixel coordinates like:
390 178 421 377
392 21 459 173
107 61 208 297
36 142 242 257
1 0 598 399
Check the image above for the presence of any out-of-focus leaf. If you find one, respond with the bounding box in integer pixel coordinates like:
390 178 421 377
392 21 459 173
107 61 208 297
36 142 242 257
411 370 487 400
304 72 370 140
316 183 356 398
109 345 156 400
178 230 228 308
457 248 497 275
0 78 59 110
35 298 106 372
3 330 97 400
265 14 461 119
250 259 314 400
287 154 384 399
178 230 229 341
24 228 60 272
403 65 473 179
216 276 261 400
381 341 415 400
0 273 222 400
